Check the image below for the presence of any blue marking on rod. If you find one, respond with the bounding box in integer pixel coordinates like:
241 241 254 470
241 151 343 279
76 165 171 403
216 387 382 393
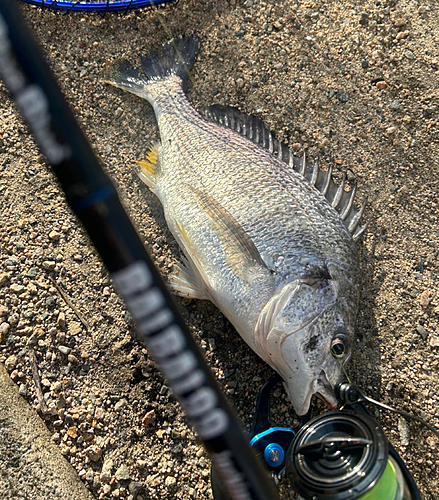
73 185 116 211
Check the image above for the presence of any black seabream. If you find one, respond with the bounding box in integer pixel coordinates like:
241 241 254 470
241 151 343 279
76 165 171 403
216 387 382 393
106 36 366 415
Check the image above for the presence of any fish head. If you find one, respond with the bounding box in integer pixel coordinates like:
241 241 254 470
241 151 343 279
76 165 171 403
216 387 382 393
256 277 356 415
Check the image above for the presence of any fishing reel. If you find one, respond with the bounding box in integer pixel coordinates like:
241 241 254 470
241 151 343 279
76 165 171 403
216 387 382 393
212 374 422 500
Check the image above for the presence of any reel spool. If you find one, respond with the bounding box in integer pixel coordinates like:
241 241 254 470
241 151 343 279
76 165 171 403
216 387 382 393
285 411 411 500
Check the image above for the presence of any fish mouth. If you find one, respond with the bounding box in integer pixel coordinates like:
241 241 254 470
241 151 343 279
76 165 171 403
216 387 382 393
283 370 339 415
315 371 339 410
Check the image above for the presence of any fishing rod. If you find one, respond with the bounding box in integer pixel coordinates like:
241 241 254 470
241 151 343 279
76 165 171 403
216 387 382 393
0 3 277 499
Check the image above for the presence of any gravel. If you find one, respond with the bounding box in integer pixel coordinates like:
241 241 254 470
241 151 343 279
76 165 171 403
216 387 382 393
1 0 439 499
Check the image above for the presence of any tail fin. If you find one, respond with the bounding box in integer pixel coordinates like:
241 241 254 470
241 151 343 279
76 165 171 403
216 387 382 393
105 36 200 97
141 36 199 89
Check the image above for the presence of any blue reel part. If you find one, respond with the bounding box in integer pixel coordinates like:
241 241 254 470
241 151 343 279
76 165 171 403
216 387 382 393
250 427 295 476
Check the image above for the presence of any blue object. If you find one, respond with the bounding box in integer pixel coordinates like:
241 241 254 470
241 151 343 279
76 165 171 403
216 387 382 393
250 427 296 475
16 0 176 12
264 443 285 468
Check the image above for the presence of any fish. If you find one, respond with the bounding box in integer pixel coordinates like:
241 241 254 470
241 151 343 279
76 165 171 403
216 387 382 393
105 36 366 416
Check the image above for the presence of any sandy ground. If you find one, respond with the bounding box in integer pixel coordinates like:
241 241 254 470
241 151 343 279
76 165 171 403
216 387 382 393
1 0 438 499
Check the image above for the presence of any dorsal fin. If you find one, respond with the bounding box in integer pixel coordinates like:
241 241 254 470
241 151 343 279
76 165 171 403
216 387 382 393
205 105 366 241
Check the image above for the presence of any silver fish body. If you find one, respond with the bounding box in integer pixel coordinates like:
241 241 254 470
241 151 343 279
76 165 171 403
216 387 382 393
107 37 365 415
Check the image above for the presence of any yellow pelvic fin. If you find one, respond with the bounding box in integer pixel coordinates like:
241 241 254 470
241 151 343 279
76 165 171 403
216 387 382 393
135 144 159 191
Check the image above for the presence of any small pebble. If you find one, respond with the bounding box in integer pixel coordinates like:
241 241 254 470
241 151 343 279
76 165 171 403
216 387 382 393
67 354 79 364
390 100 401 111
386 126 397 135
49 230 60 241
0 322 10 341
236 78 245 89
142 409 156 426
115 464 131 481
42 260 56 271
46 296 56 307
416 324 428 341
58 345 71 355
101 458 114 483
336 90 350 103
396 31 409 40
114 398 128 411
10 284 25 294
393 18 406 28
86 444 102 462
376 80 388 90
418 290 434 307
5 354 18 371
67 426 78 438
57 312 66 328
27 268 38 278
165 476 176 488
69 321 82 335
136 459 147 469
5 257 19 270
398 416 410 446
426 436 437 449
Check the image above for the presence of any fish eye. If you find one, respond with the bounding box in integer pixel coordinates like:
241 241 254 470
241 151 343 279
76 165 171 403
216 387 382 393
331 335 348 358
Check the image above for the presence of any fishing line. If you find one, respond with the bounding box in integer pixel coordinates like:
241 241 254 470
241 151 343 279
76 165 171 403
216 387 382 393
335 355 439 439
363 392 439 439
338 383 439 439
332 344 352 384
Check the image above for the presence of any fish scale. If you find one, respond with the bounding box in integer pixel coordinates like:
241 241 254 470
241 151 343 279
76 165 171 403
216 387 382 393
106 36 364 415
153 81 354 276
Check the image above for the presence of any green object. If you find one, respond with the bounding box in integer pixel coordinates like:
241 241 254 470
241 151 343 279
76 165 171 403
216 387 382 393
359 460 398 500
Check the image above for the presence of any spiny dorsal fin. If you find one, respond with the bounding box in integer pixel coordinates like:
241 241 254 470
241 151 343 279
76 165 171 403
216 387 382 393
205 104 366 241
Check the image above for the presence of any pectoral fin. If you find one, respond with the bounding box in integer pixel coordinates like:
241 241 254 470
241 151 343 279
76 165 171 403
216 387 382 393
188 185 269 279
170 186 271 302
